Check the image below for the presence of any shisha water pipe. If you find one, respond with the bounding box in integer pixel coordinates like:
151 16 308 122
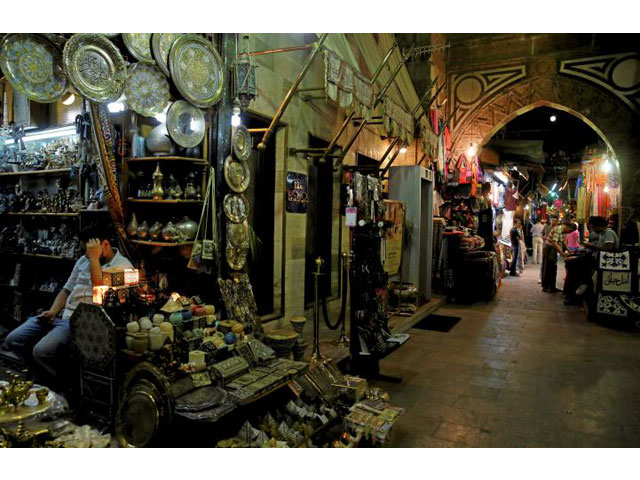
311 256 326 364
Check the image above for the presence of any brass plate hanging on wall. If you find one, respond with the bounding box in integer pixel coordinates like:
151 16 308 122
232 125 252 161
226 246 247 271
169 34 224 108
227 221 249 248
124 63 170 117
122 33 154 63
151 33 184 77
0 33 67 103
63 33 127 103
223 194 249 224
166 100 205 148
223 155 250 193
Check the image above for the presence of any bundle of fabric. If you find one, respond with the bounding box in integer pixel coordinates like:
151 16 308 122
324 49 375 120
382 97 414 143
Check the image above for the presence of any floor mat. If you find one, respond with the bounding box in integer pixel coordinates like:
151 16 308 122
411 314 461 332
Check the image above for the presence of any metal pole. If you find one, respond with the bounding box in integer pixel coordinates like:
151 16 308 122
311 257 326 363
411 76 438 117
336 252 350 347
417 153 427 166
245 43 314 57
376 137 401 169
258 33 329 151
380 143 405 176
415 82 446 122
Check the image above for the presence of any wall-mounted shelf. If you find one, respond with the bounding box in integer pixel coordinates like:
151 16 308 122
126 157 207 165
4 212 79 217
0 168 72 178
127 198 203 205
130 239 194 247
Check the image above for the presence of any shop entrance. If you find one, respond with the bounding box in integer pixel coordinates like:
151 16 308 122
305 135 334 305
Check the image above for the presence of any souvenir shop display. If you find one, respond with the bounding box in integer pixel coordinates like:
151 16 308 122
122 33 154 63
124 62 170 118
151 33 184 78
166 100 206 148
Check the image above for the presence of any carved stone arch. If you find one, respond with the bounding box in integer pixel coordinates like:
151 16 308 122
452 75 640 211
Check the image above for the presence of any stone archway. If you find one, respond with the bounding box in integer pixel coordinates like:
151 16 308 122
451 74 640 212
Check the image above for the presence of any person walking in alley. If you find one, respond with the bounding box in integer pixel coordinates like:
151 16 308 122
542 218 572 292
531 218 544 264
510 218 523 277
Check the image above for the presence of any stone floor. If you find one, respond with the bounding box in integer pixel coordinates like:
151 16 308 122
378 260 640 447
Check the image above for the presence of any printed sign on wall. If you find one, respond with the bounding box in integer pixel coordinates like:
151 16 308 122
599 251 630 271
597 294 628 317
286 172 308 214
601 270 632 293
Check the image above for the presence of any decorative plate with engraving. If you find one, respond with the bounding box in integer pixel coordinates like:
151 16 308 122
0 34 67 103
122 33 154 63
223 194 249 223
63 33 127 103
227 220 249 248
166 99 205 148
226 246 247 271
224 155 250 193
232 125 252 161
169 34 224 108
152 33 184 77
124 62 170 117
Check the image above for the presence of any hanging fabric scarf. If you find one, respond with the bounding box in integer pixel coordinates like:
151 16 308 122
324 50 354 109
353 71 374 120
382 97 414 143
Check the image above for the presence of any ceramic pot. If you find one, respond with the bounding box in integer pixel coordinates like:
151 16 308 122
139 317 152 331
149 221 163 240
149 328 164 351
181 309 192 321
131 332 148 353
289 317 306 342
127 321 140 333
193 305 205 317
160 322 174 342
176 216 198 241
205 314 216 326
224 332 237 345
152 313 165 325
212 332 226 348
137 220 149 239
125 334 135 350
292 341 308 361
127 214 139 238
161 221 176 242
169 312 183 327
204 305 215 315
146 123 172 156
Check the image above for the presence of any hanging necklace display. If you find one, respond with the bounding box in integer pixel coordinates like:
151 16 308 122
122 33 154 63
63 33 127 103
188 167 218 270
169 34 224 108
223 155 250 193
223 194 249 223
151 33 184 77
232 125 252 161
0 33 68 103
166 100 205 148
124 62 170 117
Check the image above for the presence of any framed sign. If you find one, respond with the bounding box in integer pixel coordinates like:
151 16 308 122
601 270 631 293
286 172 308 213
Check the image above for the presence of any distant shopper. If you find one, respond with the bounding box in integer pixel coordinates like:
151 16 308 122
583 215 619 252
541 217 570 292
510 218 522 277
565 224 580 253
531 218 544 264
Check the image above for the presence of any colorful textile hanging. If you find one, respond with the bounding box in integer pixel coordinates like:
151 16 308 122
324 50 353 108
429 109 439 135
576 186 587 223
382 97 414 143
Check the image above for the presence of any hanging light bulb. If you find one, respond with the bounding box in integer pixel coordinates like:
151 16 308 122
549 115 557 122
399 147 407 154
604 185 610 193
61 92 76 105
467 142 477 157
602 158 612 173
107 101 125 113
231 98 242 127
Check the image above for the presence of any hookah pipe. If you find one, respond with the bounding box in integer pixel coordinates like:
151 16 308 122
320 252 350 347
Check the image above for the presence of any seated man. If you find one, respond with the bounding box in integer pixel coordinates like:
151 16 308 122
4 226 133 383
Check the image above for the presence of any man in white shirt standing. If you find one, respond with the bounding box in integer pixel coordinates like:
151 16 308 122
4 227 133 381
531 218 545 264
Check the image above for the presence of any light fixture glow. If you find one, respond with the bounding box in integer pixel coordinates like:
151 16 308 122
61 92 76 105
399 147 407 154
604 185 610 193
466 143 477 157
602 159 612 173
493 171 509 184
231 98 242 127
525 205 530 210
550 115 557 122
551 183 557 191
107 101 125 113
4 125 78 145
155 113 167 123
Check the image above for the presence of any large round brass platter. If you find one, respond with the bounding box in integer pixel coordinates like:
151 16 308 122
151 33 184 77
169 34 224 108
166 99 205 148
124 63 170 117
0 33 67 103
223 193 249 223
232 125 252 161
223 155 250 193
226 246 247 271
122 33 154 63
63 33 127 103
227 221 249 248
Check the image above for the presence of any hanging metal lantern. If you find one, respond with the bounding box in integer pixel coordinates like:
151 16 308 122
234 35 257 110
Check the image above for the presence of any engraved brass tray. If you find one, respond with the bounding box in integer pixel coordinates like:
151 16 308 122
169 34 224 108
63 33 127 103
152 33 184 77
223 193 249 223
226 246 247 271
227 220 249 248
122 33 154 63
232 125 252 161
224 155 250 193
124 62 170 117
0 33 67 103
0 381 58 424
166 99 205 148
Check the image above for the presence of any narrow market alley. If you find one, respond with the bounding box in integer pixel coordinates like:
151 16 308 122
377 263 640 447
